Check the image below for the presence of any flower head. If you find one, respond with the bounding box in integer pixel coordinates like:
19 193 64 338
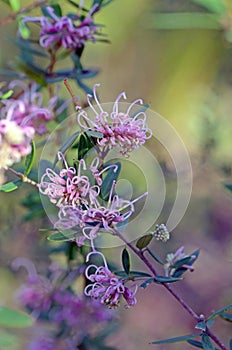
1 80 60 135
153 224 170 242
77 84 152 156
24 6 97 50
85 252 137 308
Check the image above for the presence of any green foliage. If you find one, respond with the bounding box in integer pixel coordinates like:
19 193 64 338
136 234 153 250
192 0 225 14
0 181 20 192
0 307 33 328
9 0 20 11
201 333 215 350
0 330 18 348
101 162 121 200
24 141 35 176
220 312 232 322
114 270 151 279
172 249 200 278
47 231 77 242
151 333 200 345
207 302 232 321
121 248 130 275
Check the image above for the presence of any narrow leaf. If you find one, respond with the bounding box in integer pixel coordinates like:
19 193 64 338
101 162 121 200
224 183 232 193
140 278 155 289
220 313 232 322
208 303 232 320
24 140 35 176
0 181 20 192
47 232 76 242
114 270 152 278
187 339 203 348
151 333 200 344
122 248 130 275
136 234 153 250
0 307 33 328
154 275 182 284
202 333 215 350
146 248 164 265
52 131 80 167
192 0 225 14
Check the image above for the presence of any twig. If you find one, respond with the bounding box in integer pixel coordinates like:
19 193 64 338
0 0 49 27
7 167 39 188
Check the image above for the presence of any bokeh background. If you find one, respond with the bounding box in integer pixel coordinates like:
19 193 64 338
1 0 232 349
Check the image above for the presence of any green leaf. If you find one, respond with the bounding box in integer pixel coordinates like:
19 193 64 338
47 231 76 242
9 0 20 11
192 0 225 14
202 333 215 350
101 162 121 200
207 303 232 320
154 275 182 284
114 270 152 278
0 181 20 192
151 333 200 344
0 330 18 347
66 0 89 11
224 183 232 193
122 248 130 275
77 132 94 160
187 339 204 348
85 130 103 138
0 307 33 328
52 131 80 167
136 234 153 250
220 312 232 322
41 5 62 18
195 321 207 331
140 278 155 289
16 61 47 86
24 141 35 176
147 13 220 30
9 37 48 58
18 19 30 39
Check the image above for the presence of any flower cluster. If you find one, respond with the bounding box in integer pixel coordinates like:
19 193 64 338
85 252 138 308
77 84 152 156
40 153 140 243
1 81 59 135
16 261 113 349
24 6 97 50
153 224 170 242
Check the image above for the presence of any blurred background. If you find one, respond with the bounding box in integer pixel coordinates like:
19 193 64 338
1 0 232 349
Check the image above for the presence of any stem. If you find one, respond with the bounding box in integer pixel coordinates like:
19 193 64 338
0 0 49 27
7 167 39 187
114 228 229 350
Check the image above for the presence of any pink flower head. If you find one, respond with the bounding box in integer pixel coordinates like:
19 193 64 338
77 84 152 156
1 80 60 135
39 153 100 207
85 252 137 308
24 6 97 50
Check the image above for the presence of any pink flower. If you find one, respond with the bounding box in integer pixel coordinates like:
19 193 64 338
85 252 138 308
1 81 61 135
24 7 97 50
77 84 152 156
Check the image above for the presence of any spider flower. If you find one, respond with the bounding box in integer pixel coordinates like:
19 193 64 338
24 6 97 50
77 84 152 156
1 81 60 135
85 252 138 308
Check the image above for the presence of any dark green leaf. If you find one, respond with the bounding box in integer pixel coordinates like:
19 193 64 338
15 61 47 86
151 333 200 344
41 5 62 18
0 181 20 192
101 162 121 200
114 270 152 278
140 278 155 289
172 256 193 269
136 234 153 250
154 275 182 284
77 132 93 160
122 248 130 275
187 339 203 348
0 307 33 328
195 321 206 331
9 37 48 57
24 141 35 176
202 333 215 350
208 303 232 320
220 312 232 322
76 76 93 95
66 0 89 11
147 13 220 30
224 183 232 193
52 131 80 167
